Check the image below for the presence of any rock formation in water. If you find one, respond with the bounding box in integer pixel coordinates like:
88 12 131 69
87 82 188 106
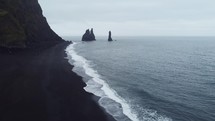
82 28 96 41
90 28 95 40
108 31 113 41
0 0 63 48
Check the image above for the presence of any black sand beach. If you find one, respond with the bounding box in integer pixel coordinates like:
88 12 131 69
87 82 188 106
0 41 116 121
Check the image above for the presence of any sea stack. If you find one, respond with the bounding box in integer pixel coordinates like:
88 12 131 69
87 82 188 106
108 31 113 41
90 28 96 40
82 28 96 41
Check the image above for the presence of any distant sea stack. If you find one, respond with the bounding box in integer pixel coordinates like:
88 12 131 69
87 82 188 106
108 31 113 41
82 28 96 41
0 0 63 48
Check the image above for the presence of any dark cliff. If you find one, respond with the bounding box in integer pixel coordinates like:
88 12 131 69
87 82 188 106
0 0 63 48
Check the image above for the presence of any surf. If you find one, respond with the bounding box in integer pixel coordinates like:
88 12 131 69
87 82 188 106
66 42 139 121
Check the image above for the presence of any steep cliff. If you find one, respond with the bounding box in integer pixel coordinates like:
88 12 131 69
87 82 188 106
0 0 63 48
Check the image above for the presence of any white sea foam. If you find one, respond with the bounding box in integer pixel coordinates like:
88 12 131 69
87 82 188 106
66 42 172 121
66 43 139 121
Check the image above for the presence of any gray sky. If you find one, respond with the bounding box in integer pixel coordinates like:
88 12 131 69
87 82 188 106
39 0 215 36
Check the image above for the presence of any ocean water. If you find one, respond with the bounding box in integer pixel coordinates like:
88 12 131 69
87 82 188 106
65 36 215 121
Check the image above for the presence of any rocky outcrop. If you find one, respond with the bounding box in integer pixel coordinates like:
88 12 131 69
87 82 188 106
82 28 96 41
0 0 63 48
90 28 96 40
108 31 113 41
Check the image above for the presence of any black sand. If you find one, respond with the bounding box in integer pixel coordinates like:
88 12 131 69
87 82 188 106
0 42 116 121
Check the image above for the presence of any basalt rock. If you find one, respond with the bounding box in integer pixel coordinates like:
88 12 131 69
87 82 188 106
90 28 96 40
82 28 96 41
108 31 113 41
0 0 63 48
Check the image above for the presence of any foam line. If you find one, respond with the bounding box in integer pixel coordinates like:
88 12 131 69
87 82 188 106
66 42 172 121
66 43 139 121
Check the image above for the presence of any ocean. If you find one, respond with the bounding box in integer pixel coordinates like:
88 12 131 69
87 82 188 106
65 36 215 121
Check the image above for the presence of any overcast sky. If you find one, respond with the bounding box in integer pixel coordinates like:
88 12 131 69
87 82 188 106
38 0 215 36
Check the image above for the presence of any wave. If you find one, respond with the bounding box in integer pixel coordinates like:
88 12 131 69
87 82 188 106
66 42 172 121
66 42 138 121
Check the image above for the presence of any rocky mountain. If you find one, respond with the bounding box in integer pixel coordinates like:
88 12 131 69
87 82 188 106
0 0 63 48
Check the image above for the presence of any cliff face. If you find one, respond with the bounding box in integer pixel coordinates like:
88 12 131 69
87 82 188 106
0 0 62 48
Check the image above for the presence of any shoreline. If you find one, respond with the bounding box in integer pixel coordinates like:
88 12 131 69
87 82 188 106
0 41 116 121
66 42 136 121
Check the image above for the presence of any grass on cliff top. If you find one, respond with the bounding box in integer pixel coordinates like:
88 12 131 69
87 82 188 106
0 9 8 16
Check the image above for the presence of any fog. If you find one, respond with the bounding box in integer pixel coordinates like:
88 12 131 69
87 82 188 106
39 0 215 36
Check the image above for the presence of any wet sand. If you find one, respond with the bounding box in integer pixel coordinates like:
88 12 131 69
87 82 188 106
0 41 116 121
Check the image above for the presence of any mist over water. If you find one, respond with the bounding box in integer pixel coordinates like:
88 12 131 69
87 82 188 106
66 36 215 121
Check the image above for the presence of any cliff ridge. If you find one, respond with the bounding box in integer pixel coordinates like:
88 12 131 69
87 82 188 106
0 0 63 48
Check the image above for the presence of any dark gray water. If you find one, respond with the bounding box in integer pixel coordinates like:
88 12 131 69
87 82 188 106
66 36 215 121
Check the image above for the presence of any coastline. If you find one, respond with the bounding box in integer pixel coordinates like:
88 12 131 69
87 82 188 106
66 42 137 121
0 41 116 121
